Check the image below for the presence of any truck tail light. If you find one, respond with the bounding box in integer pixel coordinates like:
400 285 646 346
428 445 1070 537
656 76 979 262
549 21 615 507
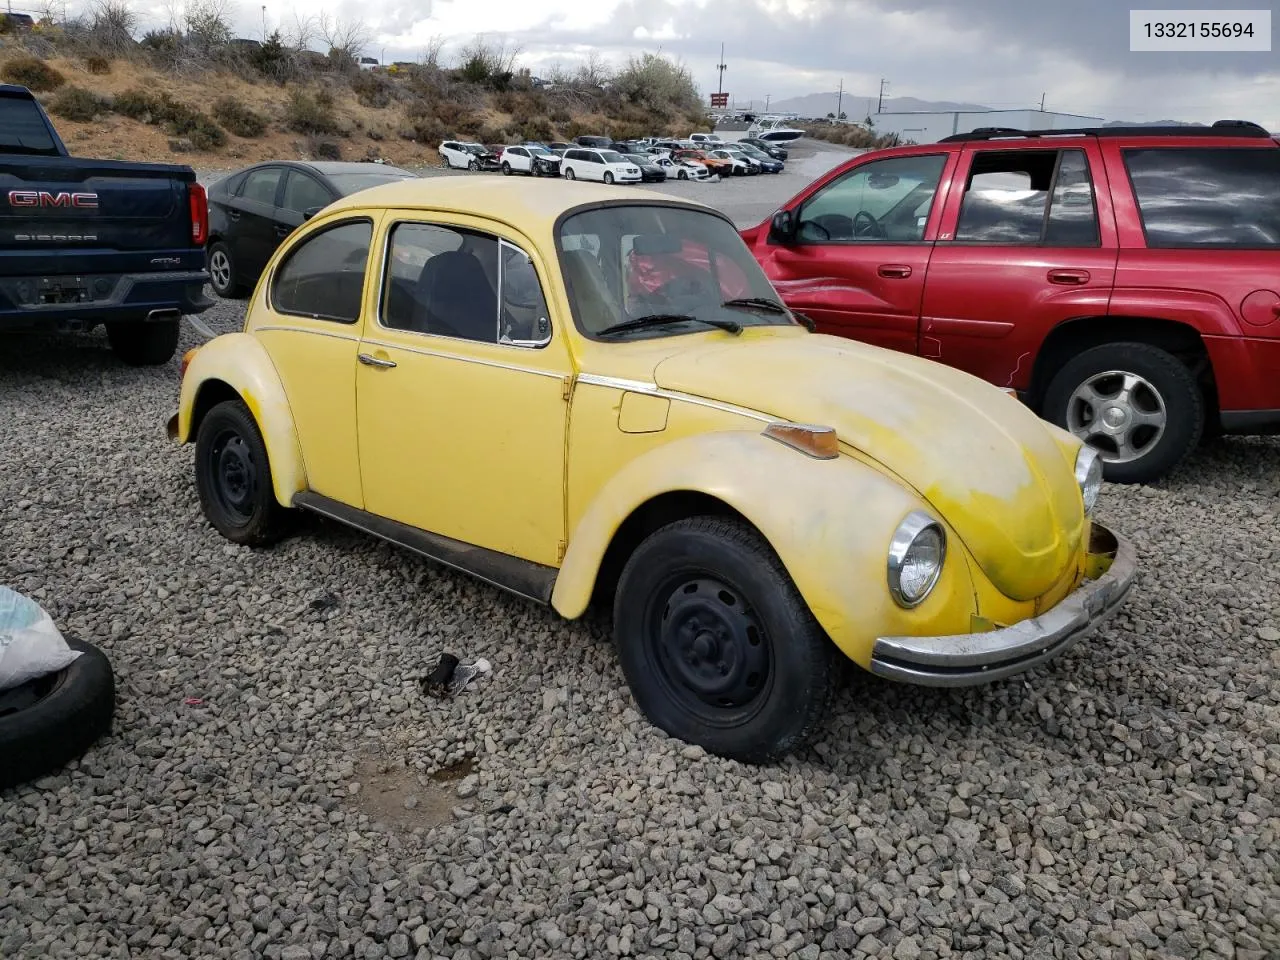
188 182 208 246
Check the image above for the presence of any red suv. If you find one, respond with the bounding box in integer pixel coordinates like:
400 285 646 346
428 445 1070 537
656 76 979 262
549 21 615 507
742 120 1280 483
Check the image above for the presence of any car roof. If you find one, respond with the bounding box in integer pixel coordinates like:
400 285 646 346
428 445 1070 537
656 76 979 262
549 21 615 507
324 177 716 225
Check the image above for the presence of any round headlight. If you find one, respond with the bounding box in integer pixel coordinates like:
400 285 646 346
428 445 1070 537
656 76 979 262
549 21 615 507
1075 445 1103 514
887 511 946 608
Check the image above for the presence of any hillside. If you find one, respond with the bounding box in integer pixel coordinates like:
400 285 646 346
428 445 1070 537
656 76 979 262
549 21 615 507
0 24 708 170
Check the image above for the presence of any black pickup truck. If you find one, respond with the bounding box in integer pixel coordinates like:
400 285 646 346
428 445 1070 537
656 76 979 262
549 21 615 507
0 83 212 365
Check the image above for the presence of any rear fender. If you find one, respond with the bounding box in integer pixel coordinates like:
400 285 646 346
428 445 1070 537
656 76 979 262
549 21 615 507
174 333 307 506
552 431 977 666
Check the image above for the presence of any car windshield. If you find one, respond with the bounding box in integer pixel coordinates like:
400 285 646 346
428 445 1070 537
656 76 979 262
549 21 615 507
600 151 627 164
528 145 553 155
327 171 415 195
557 204 798 340
463 144 487 154
625 154 649 164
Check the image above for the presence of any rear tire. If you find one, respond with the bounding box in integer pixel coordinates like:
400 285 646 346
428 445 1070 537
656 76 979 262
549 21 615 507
1042 341 1203 484
106 317 180 366
613 517 839 764
0 637 115 791
502 162 512 176
207 240 241 298
195 399 292 546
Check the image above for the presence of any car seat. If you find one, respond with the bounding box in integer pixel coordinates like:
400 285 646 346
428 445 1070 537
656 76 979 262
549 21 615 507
414 250 498 341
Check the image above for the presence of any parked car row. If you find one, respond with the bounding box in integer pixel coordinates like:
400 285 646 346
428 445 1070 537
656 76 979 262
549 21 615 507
437 133 791 185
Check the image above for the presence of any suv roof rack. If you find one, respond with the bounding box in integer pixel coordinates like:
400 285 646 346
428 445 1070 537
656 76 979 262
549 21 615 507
939 120 1273 142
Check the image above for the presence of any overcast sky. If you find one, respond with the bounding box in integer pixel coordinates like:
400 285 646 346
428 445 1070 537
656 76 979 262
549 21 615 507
140 0 1277 127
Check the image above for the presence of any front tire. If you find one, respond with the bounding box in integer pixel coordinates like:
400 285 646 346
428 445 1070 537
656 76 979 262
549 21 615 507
603 171 615 185
678 169 688 180
563 167 575 180
106 317 180 366
195 399 291 546
207 240 241 298
1042 341 1203 484
502 162 512 176
613 517 839 764
468 159 478 171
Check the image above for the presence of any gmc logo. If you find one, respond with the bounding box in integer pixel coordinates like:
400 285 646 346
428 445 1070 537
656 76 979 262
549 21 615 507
7 190 99 209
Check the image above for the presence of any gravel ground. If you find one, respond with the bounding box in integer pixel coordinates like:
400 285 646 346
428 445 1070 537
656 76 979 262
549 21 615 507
2 161 1279 959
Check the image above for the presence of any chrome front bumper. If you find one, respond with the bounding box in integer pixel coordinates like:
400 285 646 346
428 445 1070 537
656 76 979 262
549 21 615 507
870 522 1137 688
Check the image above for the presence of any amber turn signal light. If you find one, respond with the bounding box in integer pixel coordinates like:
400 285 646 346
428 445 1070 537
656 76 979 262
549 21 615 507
762 422 840 460
180 347 199 379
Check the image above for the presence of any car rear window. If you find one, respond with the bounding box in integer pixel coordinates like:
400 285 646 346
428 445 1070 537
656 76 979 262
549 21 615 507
1124 147 1280 248
0 96 59 155
327 172 415 195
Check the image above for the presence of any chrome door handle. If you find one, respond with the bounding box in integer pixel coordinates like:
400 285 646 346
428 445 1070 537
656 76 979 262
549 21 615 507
358 352 396 368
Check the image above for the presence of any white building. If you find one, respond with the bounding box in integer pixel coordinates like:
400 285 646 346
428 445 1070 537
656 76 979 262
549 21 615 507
871 109 1105 144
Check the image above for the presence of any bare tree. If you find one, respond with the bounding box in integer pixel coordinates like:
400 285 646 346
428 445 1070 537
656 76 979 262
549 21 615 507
317 11 371 59
420 33 446 68
574 50 613 88
89 0 138 52
34 0 63 26
284 9 318 51
184 0 234 47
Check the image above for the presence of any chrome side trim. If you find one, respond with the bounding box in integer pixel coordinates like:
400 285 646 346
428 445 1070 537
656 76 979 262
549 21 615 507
575 373 775 423
871 523 1138 688
255 324 361 342
358 338 563 379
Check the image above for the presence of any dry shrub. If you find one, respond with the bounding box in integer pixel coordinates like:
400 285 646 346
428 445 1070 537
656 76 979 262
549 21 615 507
476 123 510 145
306 135 342 159
284 88 339 134
351 70 394 108
1 55 66 91
212 97 267 137
47 86 111 121
410 116 447 145
112 88 157 120
85 56 111 75
519 115 554 143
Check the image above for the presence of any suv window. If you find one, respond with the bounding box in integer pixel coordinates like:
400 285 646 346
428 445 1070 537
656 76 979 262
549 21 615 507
954 149 1099 246
508 147 527 157
272 220 372 323
1124 147 1280 248
281 171 332 215
241 167 283 206
799 154 947 243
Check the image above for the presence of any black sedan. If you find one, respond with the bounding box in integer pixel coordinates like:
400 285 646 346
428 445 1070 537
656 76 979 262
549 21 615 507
624 153 668 183
740 137 789 161
205 161 416 298
735 142 785 173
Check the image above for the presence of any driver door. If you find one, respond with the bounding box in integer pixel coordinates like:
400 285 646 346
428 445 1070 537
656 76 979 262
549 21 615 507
756 152 954 355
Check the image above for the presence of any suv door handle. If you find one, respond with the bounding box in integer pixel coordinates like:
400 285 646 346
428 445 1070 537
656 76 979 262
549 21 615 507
274 224 291 237
1048 269 1090 285
358 353 397 368
878 264 912 279
227 210 240 221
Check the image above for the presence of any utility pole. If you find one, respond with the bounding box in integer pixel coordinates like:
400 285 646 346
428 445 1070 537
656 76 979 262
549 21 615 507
877 78 890 114
261 5 267 41
765 94 770 112
716 43 727 94
1039 92 1046 111
836 78 843 120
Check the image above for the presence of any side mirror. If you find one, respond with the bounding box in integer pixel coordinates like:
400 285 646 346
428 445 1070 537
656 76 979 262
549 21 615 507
303 206 325 221
769 209 797 244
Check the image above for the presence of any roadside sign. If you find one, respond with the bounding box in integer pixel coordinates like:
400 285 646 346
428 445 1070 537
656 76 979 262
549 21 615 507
709 93 730 108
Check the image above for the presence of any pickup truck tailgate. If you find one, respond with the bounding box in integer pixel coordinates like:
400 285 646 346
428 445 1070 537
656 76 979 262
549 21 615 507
0 156 196 259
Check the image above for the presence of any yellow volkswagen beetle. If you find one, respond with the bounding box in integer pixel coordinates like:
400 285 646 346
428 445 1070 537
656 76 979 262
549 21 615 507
169 178 1137 763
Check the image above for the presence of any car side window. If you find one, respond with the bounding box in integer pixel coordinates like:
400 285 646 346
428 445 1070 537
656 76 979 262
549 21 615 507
798 154 947 243
241 167 283 206
271 220 372 323
954 149 1099 246
1043 150 1100 246
382 223 550 347
281 171 333 215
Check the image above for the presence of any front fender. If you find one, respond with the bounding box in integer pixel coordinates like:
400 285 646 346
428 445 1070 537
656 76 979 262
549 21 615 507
174 333 307 507
552 431 978 667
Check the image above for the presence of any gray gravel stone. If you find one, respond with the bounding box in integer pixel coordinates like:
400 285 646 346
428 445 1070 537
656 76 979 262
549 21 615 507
0 259 1277 960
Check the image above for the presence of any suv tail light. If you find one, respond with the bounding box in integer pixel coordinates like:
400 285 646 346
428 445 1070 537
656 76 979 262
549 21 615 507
188 182 208 246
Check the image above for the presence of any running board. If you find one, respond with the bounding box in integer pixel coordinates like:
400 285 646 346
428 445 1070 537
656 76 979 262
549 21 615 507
291 492 557 605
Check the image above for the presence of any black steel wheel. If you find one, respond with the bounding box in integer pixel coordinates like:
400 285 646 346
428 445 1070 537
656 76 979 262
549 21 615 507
614 517 838 763
195 399 291 546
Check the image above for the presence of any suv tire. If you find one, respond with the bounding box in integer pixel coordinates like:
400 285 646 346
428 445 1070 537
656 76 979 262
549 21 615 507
1043 341 1203 484
106 317 181 366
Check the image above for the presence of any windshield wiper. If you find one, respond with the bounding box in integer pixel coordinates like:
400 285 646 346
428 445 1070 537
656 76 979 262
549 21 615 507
721 297 789 315
597 313 743 337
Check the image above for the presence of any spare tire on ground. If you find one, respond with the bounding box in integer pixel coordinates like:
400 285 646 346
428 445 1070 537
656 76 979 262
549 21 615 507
0 637 115 790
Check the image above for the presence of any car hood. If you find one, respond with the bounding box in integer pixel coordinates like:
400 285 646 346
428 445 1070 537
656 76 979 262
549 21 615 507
650 333 1086 601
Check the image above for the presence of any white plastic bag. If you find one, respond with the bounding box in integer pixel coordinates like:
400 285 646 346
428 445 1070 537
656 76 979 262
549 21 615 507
0 586 81 691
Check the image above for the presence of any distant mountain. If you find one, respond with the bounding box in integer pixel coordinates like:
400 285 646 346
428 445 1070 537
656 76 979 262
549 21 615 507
1102 119 1202 127
763 92 992 119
